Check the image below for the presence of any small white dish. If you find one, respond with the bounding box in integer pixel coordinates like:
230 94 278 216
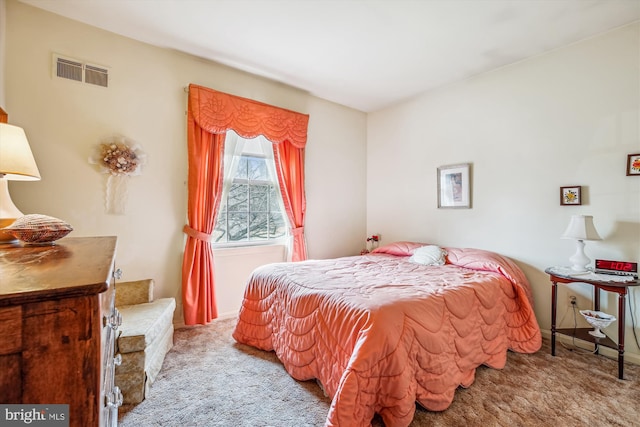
579 310 616 338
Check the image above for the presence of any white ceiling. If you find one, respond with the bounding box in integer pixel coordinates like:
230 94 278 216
19 0 640 112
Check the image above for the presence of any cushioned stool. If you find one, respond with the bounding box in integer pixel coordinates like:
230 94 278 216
115 279 176 404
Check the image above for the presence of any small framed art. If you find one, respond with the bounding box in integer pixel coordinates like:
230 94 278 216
437 163 471 208
627 153 640 176
560 186 581 206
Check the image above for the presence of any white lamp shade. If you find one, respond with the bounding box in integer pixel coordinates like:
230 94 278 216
0 123 41 180
561 215 602 241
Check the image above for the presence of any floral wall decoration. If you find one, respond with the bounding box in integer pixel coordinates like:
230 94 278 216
89 136 146 214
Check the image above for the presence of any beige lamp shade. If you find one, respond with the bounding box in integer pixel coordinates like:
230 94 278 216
0 123 41 180
561 215 602 241
0 123 41 243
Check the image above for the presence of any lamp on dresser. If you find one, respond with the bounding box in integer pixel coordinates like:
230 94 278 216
0 108 41 243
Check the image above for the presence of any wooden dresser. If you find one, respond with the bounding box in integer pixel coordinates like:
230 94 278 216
0 236 122 426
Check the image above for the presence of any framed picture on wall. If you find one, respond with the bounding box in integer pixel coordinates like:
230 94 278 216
560 186 581 206
627 153 640 176
437 163 471 208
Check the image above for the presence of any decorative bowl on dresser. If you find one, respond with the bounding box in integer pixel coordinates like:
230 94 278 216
0 236 122 427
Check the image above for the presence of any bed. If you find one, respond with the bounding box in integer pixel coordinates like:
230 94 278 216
232 242 542 427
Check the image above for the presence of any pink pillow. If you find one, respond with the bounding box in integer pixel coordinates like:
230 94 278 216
445 247 532 303
371 241 428 257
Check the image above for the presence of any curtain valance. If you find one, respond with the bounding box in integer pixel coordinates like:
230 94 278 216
188 84 309 148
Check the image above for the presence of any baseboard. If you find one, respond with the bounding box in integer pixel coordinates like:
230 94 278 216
540 329 640 366
173 311 237 330
215 311 239 321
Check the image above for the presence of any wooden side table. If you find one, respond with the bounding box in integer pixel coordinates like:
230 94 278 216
545 267 639 379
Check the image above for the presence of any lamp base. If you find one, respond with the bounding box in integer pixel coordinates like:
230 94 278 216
569 239 591 272
0 179 23 243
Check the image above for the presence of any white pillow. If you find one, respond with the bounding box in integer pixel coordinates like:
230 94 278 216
408 245 447 266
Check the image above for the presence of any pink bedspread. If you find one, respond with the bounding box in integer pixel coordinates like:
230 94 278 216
233 244 541 427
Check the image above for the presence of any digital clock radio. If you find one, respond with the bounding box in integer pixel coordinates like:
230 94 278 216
594 259 638 279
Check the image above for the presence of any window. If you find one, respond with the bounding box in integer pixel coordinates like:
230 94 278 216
213 132 288 244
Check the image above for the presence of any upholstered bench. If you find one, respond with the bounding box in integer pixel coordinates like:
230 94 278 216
115 279 176 404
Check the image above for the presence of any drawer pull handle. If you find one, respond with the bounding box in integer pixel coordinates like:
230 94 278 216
103 309 122 329
105 386 123 408
114 353 122 366
115 386 123 407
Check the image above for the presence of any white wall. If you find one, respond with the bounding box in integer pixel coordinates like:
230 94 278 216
3 1 367 323
367 23 640 360
214 245 286 319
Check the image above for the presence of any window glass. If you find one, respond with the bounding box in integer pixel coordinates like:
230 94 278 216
228 183 248 212
213 134 288 245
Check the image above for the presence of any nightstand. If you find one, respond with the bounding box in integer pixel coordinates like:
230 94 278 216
545 267 640 379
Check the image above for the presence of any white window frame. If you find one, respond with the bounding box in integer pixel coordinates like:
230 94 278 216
212 133 289 248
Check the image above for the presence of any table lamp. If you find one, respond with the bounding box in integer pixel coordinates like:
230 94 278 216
561 214 602 272
0 123 41 243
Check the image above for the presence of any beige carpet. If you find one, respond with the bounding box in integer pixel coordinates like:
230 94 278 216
119 318 640 426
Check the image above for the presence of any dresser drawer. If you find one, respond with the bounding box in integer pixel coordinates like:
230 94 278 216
0 306 22 402
0 306 22 355
0 354 22 402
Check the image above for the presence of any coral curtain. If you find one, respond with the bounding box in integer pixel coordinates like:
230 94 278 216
182 119 225 325
182 84 309 325
274 141 307 261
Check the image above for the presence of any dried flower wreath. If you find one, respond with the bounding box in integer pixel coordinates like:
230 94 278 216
90 136 146 176
89 136 146 214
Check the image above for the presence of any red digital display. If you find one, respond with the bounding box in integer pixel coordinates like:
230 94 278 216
595 259 638 273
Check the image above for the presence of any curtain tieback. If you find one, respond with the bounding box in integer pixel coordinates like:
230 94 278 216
183 224 213 242
290 227 304 236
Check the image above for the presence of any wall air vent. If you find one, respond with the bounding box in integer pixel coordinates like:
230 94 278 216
53 54 109 88
85 65 109 87
56 57 83 82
